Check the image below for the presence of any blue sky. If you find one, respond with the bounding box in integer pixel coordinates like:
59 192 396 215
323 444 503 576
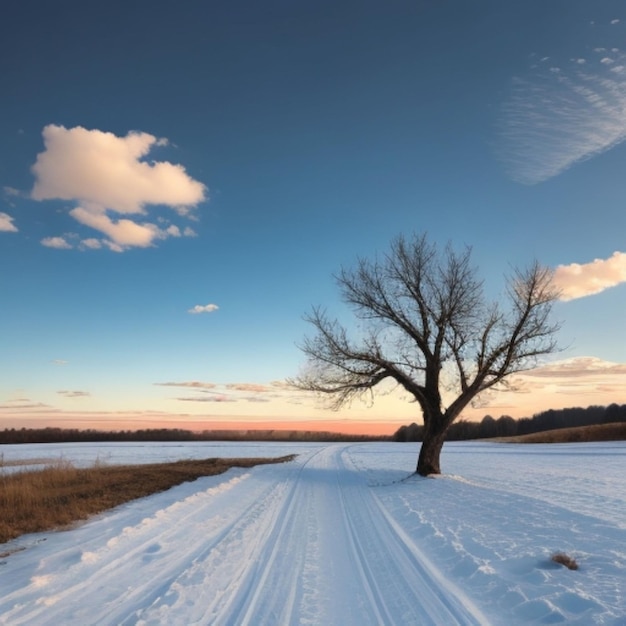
1 1 625 433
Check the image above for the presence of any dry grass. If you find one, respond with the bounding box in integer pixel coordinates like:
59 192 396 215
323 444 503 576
0 455 295 545
493 422 626 444
551 552 579 570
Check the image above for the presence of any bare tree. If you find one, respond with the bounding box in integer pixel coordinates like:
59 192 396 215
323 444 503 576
292 233 561 476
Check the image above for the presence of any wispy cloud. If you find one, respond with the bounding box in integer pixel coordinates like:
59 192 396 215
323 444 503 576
473 356 626 417
553 251 626 300
155 381 217 390
158 379 292 406
188 303 219 314
177 395 236 403
30 125 207 251
225 383 272 393
58 390 91 398
0 401 53 410
498 43 626 184
522 356 626 378
52 359 68 366
0 212 18 232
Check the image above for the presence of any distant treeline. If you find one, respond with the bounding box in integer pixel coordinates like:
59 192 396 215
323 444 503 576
3 403 625 445
393 403 626 442
0 427 388 445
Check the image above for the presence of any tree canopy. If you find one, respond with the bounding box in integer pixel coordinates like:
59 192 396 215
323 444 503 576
293 233 561 475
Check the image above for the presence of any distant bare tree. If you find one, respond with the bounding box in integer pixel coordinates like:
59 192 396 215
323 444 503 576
292 233 561 475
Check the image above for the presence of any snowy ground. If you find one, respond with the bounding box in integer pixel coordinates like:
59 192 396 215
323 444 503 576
0 441 624 625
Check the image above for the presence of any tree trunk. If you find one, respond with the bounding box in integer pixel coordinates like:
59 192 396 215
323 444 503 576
416 421 448 476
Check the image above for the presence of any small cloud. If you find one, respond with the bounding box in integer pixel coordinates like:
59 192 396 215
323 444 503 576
0 212 18 232
41 236 73 249
176 395 236 403
52 359 68 365
30 125 207 251
102 240 124 253
155 381 217 390
600 57 614 65
0 401 52 410
58 390 91 398
553 251 626 300
188 303 219 314
3 186 20 197
80 238 103 249
183 226 197 237
70 207 156 248
226 383 272 393
523 357 626 378
611 19 620 25
270 380 292 390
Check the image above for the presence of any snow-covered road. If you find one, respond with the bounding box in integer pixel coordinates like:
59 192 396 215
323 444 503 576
1 441 625 625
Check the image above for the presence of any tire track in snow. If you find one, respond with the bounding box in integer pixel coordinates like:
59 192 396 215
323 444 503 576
214 445 329 625
134 447 328 625
208 444 489 625
334 446 488 625
0 445 491 625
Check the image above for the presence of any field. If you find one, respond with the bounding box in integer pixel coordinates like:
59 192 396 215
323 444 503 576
494 422 626 443
0 440 625 625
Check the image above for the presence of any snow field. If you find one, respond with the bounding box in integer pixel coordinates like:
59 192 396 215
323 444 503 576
0 441 624 625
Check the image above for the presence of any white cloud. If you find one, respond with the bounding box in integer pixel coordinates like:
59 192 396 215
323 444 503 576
0 212 18 232
80 238 103 249
52 359 68 365
30 125 207 250
611 19 620 25
3 186 20 197
70 207 156 247
188 303 219 314
553 251 626 300
498 46 626 184
102 240 124 253
41 236 73 249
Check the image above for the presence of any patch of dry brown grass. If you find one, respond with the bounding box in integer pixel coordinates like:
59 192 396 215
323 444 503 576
493 422 626 444
551 552 579 570
0 455 295 544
